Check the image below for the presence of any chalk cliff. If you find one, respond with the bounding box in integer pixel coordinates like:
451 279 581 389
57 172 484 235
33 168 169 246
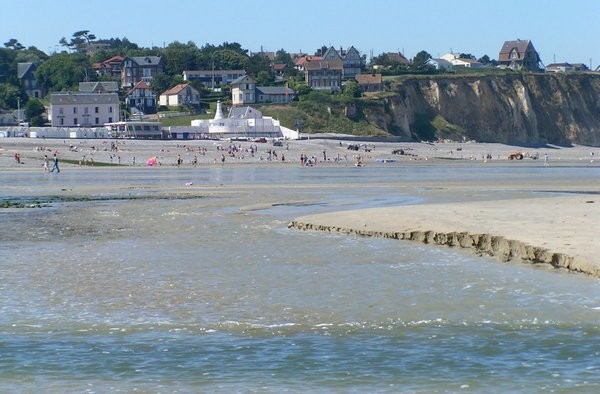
362 73 600 146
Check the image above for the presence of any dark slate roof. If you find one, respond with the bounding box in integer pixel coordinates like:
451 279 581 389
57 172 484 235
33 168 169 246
130 56 162 66
50 92 120 105
17 62 35 79
256 86 295 95
79 81 119 92
229 75 256 85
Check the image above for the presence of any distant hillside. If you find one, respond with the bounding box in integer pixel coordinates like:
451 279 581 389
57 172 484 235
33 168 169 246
263 73 600 146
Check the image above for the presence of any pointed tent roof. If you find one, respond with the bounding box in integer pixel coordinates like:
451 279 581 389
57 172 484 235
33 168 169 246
17 62 36 79
229 75 256 85
322 46 342 61
127 80 153 96
498 39 535 62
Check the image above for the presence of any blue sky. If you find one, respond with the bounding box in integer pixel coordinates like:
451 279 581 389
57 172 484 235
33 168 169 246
3 0 598 67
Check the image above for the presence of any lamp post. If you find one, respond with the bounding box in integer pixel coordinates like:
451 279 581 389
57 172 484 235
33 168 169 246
17 97 20 124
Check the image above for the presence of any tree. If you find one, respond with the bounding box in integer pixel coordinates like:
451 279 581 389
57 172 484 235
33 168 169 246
0 48 17 84
0 84 27 109
35 53 94 91
342 80 362 98
275 49 293 66
211 49 249 70
246 54 270 77
150 73 172 97
163 41 200 77
4 39 24 50
412 50 432 69
459 53 476 60
25 98 45 126
59 30 97 53
478 55 498 66
256 70 273 86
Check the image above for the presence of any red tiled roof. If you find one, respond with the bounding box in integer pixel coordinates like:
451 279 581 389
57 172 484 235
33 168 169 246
295 56 322 66
102 55 125 65
127 80 153 95
162 83 190 96
355 73 382 85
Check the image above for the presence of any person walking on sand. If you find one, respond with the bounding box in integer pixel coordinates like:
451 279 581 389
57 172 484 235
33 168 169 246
50 153 60 173
544 153 549 166
42 154 49 172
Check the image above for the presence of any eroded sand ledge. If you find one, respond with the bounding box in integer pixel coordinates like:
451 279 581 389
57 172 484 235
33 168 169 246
289 196 600 278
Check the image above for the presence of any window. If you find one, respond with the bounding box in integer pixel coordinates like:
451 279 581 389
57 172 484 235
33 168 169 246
95 107 99 113
59 108 64 115
73 107 78 114
84 107 89 114
74 118 78 125
109 106 113 113
108 117 112 123
95 117 99 124
60 118 64 126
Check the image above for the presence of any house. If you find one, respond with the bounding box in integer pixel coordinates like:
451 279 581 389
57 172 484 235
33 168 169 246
255 86 295 103
49 92 120 127
384 52 410 65
498 39 542 71
294 55 322 72
304 59 343 91
230 75 294 105
121 56 163 88
126 80 157 114
355 73 383 93
546 63 575 73
427 58 454 71
159 83 201 107
341 46 363 78
17 63 42 98
440 53 484 68
572 63 589 72
79 81 119 93
93 55 124 79
273 63 287 81
183 69 246 89
230 75 256 105
322 46 363 78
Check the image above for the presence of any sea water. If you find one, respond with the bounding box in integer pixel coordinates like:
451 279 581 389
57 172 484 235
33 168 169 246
0 165 598 392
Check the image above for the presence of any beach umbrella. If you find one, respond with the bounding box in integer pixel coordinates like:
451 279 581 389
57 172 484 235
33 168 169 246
146 157 157 166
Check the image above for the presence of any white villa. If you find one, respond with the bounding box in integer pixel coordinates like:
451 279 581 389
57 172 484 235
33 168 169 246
173 101 298 140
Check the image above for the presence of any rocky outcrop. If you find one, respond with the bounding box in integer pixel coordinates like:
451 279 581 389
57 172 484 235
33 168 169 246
288 221 599 277
363 73 600 146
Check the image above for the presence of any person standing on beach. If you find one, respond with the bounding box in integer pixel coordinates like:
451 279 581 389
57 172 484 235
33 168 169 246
42 155 49 172
544 153 549 166
50 153 60 173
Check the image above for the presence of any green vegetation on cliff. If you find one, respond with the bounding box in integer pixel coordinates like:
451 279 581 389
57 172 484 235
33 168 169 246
261 91 388 136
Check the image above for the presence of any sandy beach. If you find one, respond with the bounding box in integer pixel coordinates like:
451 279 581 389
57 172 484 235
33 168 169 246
2 136 600 277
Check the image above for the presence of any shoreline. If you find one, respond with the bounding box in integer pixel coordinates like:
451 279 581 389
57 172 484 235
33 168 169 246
289 196 600 278
3 137 600 278
2 137 600 170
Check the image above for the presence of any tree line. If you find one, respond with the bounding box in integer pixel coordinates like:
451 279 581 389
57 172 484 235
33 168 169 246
1 32 499 124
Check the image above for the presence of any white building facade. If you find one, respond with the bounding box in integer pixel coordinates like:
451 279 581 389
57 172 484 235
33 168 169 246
49 92 120 127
